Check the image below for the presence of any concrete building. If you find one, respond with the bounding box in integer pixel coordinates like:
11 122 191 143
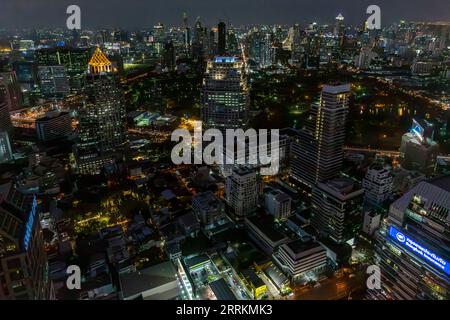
192 191 225 226
291 83 350 190
264 188 292 220
362 163 393 209
119 261 180 300
312 177 364 245
226 167 258 218
362 209 381 236
36 110 72 141
274 239 327 279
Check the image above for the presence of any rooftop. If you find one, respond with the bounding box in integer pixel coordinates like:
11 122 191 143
119 261 177 299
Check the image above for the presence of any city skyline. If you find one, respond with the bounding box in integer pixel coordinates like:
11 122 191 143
1 0 450 29
0 0 449 303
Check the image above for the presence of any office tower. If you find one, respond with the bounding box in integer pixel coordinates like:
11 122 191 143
371 176 450 300
218 22 226 55
75 48 127 175
183 13 191 57
36 110 72 141
153 23 165 43
311 177 364 244
362 163 393 209
0 71 22 111
35 47 90 92
290 24 304 67
0 131 13 163
225 167 258 218
192 191 225 227
333 13 345 47
0 101 13 135
0 187 51 299
400 119 439 175
201 56 249 131
163 41 176 72
291 83 351 190
37 65 70 98
264 188 291 221
192 19 207 62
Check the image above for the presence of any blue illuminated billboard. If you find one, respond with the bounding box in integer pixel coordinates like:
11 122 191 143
214 57 236 63
23 195 37 251
389 226 450 276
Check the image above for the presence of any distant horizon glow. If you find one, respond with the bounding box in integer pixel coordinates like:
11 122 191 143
0 0 449 30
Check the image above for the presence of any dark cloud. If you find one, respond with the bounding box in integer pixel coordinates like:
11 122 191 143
1 0 449 29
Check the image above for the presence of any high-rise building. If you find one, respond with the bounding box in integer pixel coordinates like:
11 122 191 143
36 110 72 141
225 167 258 218
0 101 13 135
333 13 345 47
400 119 439 175
0 186 52 299
0 131 13 164
362 163 393 209
75 48 127 175
37 65 70 98
201 56 249 131
311 177 364 244
217 22 227 55
371 176 450 300
35 47 90 92
291 83 351 190
163 41 176 72
0 71 22 111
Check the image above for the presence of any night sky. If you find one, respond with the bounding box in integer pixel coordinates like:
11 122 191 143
1 0 450 29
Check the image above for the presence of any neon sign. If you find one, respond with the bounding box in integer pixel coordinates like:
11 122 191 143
23 195 37 251
389 226 450 276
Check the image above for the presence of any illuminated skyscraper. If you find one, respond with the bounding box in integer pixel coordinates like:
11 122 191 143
201 56 249 131
0 187 51 299
75 48 127 175
291 83 351 190
333 13 345 47
371 176 450 300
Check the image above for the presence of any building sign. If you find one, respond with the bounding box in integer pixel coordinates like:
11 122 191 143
23 195 37 251
389 226 450 276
